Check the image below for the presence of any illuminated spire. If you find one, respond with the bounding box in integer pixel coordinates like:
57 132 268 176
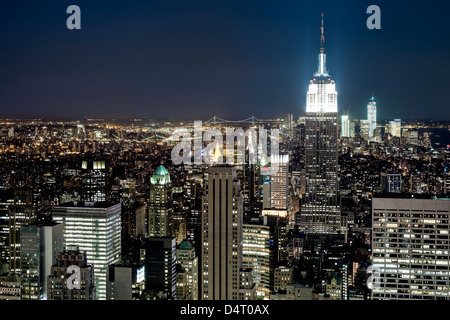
315 13 328 77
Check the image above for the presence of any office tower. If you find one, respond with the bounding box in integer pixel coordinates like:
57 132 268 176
106 264 146 300
285 113 294 139
367 97 377 139
52 202 121 300
243 224 272 299
0 190 14 273
141 237 177 299
122 202 146 239
381 173 402 193
359 120 370 138
201 166 255 300
262 211 288 272
262 180 271 210
270 154 289 210
243 158 260 221
148 165 173 237
389 119 402 137
298 15 342 235
47 246 96 300
80 159 108 202
405 129 419 146
341 115 350 137
20 221 63 300
371 195 450 300
176 240 199 300
9 189 37 274
349 120 356 138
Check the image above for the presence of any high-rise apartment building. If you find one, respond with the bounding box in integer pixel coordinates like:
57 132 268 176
148 165 173 237
372 195 450 300
52 202 121 300
298 14 342 235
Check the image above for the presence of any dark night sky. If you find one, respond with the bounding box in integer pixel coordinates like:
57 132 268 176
0 0 449 121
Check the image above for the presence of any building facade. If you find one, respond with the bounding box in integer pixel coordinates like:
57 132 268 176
52 202 121 300
372 196 450 300
148 165 173 238
47 246 96 300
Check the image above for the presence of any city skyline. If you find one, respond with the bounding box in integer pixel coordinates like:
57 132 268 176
0 1 449 121
0 0 450 308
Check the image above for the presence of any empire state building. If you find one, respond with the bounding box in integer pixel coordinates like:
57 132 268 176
297 14 342 234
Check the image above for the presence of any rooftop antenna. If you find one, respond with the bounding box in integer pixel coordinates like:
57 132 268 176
320 13 325 53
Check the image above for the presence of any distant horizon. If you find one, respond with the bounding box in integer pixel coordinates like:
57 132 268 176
0 115 449 123
1 1 449 121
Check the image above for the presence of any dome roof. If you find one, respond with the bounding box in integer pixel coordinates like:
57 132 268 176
178 239 193 250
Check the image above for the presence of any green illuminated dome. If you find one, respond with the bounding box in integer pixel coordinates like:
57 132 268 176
151 165 171 185
178 239 193 250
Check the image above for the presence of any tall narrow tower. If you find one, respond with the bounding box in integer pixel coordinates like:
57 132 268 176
298 14 342 234
201 166 255 300
367 97 377 139
148 165 173 237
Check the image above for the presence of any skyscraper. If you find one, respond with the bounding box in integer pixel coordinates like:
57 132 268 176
80 159 108 202
242 223 272 299
9 189 37 274
52 202 122 300
201 165 255 300
141 236 177 299
0 190 14 274
176 239 199 300
340 115 350 138
106 264 146 300
371 195 450 300
47 246 96 300
270 154 289 210
367 97 377 139
298 14 342 235
20 221 63 300
148 165 173 237
389 119 402 137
